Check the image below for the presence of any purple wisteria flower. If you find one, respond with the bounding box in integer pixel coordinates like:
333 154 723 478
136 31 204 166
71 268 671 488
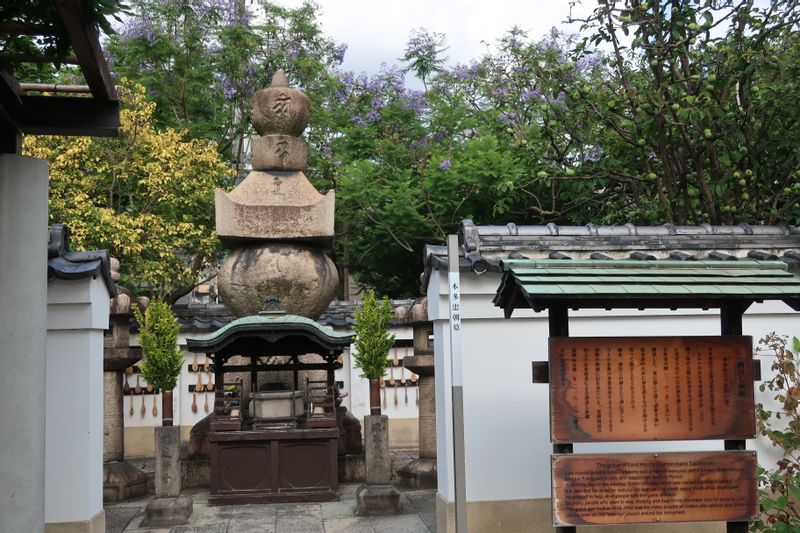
331 43 348 64
221 0 251 26
576 54 603 71
452 62 479 81
522 89 543 102
405 28 440 60
403 89 427 114
500 111 516 125
120 14 158 44
439 159 452 171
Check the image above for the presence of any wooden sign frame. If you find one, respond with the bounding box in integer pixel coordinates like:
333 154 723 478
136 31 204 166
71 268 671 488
548 336 755 442
551 451 759 527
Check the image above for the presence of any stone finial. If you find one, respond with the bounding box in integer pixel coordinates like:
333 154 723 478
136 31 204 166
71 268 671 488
250 69 311 171
251 70 310 137
271 69 289 88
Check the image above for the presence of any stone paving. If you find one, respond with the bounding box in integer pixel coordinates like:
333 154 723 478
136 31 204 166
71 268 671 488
106 484 436 533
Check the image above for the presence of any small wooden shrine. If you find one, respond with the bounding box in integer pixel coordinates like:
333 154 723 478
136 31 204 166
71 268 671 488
186 306 352 504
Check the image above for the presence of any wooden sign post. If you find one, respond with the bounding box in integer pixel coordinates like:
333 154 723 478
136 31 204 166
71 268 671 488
545 336 758 530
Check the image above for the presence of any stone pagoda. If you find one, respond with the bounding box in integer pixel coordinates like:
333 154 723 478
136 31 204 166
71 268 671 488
216 70 338 319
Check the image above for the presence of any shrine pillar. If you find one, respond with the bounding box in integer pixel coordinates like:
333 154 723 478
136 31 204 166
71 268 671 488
0 154 48 533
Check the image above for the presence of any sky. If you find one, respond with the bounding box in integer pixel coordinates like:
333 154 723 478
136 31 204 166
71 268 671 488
279 0 596 79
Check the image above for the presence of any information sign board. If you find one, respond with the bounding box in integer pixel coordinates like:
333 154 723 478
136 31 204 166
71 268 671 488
551 451 759 526
549 336 754 442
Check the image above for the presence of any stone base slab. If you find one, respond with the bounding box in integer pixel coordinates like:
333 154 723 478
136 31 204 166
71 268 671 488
355 484 401 516
141 495 193 528
436 493 727 533
103 461 147 502
45 509 104 533
396 457 436 490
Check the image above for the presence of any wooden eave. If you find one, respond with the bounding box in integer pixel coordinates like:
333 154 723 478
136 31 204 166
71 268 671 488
493 259 800 317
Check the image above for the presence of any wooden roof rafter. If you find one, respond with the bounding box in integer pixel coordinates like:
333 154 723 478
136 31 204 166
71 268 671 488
0 0 120 153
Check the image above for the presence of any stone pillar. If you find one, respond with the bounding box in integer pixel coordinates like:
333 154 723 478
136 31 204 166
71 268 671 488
356 415 401 515
104 371 124 462
418 372 437 459
396 299 438 489
46 273 110 532
103 280 148 503
143 426 192 527
0 155 48 533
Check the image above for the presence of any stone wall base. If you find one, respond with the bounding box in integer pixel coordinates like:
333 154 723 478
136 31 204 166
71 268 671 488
45 509 105 533
436 494 727 533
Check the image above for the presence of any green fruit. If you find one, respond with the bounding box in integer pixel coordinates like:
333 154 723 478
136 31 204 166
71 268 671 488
688 187 699 198
688 22 699 30
646 172 657 181
536 170 548 178
565 168 575 176
650 59 659 67
703 129 713 138
741 192 750 200
637 138 646 146
738 179 747 187
745 169 753 176
733 171 741 179
671 103 680 111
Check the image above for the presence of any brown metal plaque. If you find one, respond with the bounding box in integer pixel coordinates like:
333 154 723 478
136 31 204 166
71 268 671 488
552 452 758 526
549 336 754 442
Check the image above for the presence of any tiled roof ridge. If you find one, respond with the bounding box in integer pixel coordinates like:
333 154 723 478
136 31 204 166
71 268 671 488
171 298 416 334
420 220 800 293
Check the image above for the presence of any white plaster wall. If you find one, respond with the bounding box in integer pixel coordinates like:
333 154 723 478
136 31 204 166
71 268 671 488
429 268 800 503
45 277 109 524
45 329 105 522
0 155 48 533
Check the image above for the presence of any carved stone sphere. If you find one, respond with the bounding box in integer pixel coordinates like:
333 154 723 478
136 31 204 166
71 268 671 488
251 71 310 136
217 243 338 319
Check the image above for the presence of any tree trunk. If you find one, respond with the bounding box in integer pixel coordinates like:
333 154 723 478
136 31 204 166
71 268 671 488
369 378 381 416
162 389 174 427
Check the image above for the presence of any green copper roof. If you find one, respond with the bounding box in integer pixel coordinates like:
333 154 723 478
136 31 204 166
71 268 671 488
494 259 800 316
186 312 353 357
